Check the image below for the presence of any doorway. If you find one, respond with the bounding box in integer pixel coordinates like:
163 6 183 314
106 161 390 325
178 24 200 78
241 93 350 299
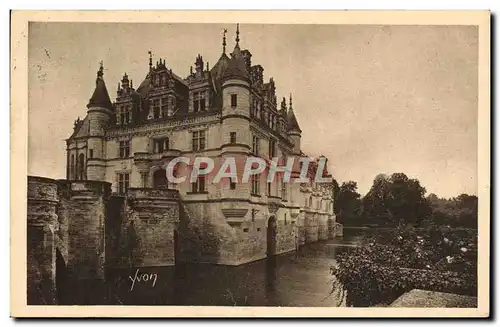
153 168 168 189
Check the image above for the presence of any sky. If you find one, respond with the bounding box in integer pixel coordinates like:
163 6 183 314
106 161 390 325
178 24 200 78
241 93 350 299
28 23 478 198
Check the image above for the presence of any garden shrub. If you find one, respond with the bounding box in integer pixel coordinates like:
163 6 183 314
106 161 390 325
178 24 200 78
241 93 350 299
331 226 477 307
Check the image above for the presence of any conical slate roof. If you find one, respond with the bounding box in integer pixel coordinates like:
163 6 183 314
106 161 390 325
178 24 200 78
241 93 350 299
210 53 230 92
287 109 302 133
287 94 301 133
87 66 113 110
222 44 249 82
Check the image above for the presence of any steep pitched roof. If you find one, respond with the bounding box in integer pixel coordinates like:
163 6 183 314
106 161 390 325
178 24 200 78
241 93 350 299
87 66 114 110
68 116 90 140
287 94 302 133
209 53 230 93
222 44 250 82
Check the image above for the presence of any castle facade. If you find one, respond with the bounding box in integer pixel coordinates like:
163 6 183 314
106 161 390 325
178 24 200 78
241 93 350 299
27 25 341 303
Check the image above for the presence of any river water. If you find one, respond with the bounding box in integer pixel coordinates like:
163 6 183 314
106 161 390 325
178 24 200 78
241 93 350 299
99 231 365 306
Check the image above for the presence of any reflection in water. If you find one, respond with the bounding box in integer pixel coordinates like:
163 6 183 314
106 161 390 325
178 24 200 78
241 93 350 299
265 256 277 305
67 235 363 306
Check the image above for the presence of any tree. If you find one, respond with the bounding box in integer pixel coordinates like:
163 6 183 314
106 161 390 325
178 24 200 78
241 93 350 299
362 174 392 225
335 181 362 225
384 173 431 225
361 173 431 226
427 193 478 228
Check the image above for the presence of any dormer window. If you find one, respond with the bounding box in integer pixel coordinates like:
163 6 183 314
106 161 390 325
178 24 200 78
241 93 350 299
153 99 160 119
193 91 206 112
161 96 169 117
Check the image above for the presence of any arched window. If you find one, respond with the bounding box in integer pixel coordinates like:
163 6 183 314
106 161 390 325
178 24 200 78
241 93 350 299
309 196 312 208
78 153 85 180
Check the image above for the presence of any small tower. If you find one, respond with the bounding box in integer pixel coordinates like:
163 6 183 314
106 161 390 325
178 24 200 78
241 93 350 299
86 62 114 181
287 93 302 155
220 24 252 199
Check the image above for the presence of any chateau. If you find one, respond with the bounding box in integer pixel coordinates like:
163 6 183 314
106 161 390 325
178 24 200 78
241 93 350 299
27 25 341 304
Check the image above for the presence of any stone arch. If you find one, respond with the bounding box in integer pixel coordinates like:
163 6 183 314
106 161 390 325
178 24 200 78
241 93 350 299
266 215 277 257
148 165 166 188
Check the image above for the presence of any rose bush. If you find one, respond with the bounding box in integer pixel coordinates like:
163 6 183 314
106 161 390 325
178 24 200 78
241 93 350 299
330 226 477 307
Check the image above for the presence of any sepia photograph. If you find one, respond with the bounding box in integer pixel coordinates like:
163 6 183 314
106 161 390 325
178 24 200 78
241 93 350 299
10 10 490 318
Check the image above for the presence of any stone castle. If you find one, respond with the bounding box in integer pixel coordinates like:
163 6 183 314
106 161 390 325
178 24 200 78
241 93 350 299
27 25 342 304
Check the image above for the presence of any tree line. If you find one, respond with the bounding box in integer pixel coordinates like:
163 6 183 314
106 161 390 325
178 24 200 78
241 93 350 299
332 173 478 229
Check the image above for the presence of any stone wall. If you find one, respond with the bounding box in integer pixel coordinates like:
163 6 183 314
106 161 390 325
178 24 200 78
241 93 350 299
304 212 319 243
178 202 241 265
275 220 296 255
57 180 110 281
318 214 329 241
27 177 112 304
114 188 180 267
178 201 298 266
27 177 59 304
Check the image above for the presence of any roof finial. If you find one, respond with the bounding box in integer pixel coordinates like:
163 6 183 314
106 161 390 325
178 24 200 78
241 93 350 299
289 93 293 110
222 28 227 54
148 50 153 70
97 60 104 79
206 61 209 71
236 23 240 45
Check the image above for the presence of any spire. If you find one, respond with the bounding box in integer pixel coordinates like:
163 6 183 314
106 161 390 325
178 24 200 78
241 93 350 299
87 62 113 110
281 97 287 111
96 60 104 82
287 93 301 133
236 23 240 46
222 28 227 54
148 50 153 71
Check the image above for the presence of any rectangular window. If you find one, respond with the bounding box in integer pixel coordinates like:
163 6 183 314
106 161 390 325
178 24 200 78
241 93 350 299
281 177 287 201
252 135 260 156
119 106 126 125
192 130 206 151
153 99 160 119
117 173 130 194
251 175 260 195
155 138 169 153
200 98 206 111
161 97 169 117
267 182 271 196
230 181 236 190
124 105 131 123
231 94 237 108
119 140 130 158
191 176 206 193
230 132 236 144
89 149 94 159
193 92 200 112
268 139 276 158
